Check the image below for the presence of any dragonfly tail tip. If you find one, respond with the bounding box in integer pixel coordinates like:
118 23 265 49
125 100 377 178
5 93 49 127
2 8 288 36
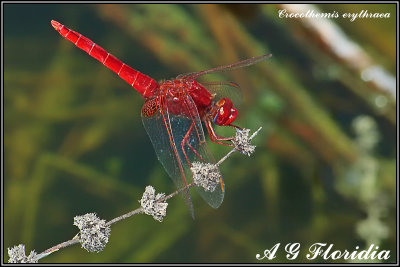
51 20 61 31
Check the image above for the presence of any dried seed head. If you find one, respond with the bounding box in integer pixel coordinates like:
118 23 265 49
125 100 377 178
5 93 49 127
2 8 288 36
8 244 38 263
140 186 168 222
232 128 257 156
191 162 221 192
73 213 111 253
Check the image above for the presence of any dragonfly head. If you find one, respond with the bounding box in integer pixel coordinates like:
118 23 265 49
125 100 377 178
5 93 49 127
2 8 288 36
212 98 238 126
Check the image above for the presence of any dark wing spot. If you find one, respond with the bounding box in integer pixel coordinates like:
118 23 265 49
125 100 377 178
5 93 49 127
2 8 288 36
141 98 159 117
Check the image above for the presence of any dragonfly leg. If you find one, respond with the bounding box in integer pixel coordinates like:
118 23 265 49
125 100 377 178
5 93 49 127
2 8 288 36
205 120 235 147
228 123 242 130
181 122 207 167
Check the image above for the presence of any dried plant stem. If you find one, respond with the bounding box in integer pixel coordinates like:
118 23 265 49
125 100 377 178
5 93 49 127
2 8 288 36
35 235 80 261
106 182 195 226
12 127 262 262
158 182 195 203
31 181 198 261
217 149 237 166
106 207 144 226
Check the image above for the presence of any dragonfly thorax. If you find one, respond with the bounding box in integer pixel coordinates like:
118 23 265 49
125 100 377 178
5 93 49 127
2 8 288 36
157 78 213 114
159 79 189 94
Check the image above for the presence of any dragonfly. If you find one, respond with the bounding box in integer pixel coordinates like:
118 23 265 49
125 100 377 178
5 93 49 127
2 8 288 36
51 20 270 217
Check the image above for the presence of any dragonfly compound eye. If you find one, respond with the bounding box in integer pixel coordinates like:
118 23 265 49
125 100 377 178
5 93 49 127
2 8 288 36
213 98 237 126
142 98 159 117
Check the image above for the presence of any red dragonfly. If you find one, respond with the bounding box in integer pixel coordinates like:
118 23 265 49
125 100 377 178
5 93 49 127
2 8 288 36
51 20 270 217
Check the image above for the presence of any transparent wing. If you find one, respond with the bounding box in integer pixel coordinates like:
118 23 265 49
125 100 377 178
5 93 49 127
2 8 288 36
181 54 272 80
141 94 225 216
201 80 243 107
141 95 194 218
172 94 225 209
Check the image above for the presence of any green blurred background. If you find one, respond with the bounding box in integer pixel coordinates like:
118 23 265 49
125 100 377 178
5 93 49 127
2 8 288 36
4 3 396 263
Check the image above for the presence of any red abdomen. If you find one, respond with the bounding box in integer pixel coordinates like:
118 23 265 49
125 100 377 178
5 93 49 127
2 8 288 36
51 20 158 98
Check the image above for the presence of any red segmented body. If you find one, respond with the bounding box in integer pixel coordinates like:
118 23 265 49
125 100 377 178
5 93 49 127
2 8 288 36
51 20 158 98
